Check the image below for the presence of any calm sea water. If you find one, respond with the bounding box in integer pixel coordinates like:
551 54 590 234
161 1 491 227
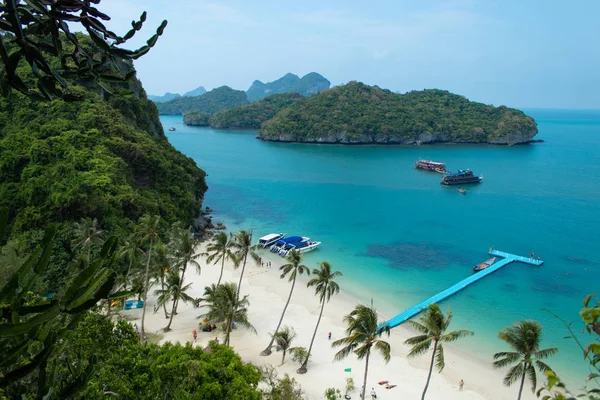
162 109 600 384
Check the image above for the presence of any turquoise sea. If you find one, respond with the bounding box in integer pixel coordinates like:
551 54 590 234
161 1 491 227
162 109 600 384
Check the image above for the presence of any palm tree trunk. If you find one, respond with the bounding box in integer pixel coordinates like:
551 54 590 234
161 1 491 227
165 296 177 331
172 262 188 315
140 238 154 338
421 340 438 400
361 349 371 400
298 286 327 374
160 272 169 318
236 252 248 301
87 244 91 266
126 258 133 283
281 349 286 365
225 311 233 346
516 363 527 400
261 276 297 355
217 256 225 287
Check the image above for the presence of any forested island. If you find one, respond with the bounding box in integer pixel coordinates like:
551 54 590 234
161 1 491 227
157 85 248 115
184 110 211 126
246 72 330 102
208 93 304 129
259 82 538 145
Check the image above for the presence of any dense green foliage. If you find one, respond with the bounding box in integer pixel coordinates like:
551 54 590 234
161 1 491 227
184 110 212 126
209 93 304 129
246 72 330 102
260 82 538 145
157 86 248 115
0 42 207 291
1 313 263 399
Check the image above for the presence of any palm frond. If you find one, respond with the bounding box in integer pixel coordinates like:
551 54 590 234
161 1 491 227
407 338 432 357
374 340 391 363
434 343 445 372
404 334 429 345
503 364 524 387
441 329 474 342
526 362 537 392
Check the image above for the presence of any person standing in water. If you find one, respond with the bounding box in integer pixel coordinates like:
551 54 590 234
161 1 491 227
459 379 464 391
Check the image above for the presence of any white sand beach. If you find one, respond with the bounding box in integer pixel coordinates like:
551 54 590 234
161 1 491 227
124 240 537 400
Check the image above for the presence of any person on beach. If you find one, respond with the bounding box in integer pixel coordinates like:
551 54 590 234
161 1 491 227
459 379 464 391
328 332 332 340
370 387 377 399
192 329 197 342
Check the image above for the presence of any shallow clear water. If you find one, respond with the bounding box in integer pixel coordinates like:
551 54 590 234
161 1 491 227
162 109 600 384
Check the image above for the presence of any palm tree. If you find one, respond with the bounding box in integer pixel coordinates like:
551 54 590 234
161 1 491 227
272 326 296 365
405 303 474 400
203 231 235 287
119 234 145 286
261 249 310 356
230 229 259 301
169 222 200 314
298 261 342 374
199 281 256 346
72 217 104 266
150 242 172 318
135 214 161 338
332 304 391 400
493 321 557 400
154 269 194 331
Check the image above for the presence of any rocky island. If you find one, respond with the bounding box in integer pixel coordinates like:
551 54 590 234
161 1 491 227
259 82 538 145
246 72 330 101
208 93 304 129
184 110 211 126
157 85 248 115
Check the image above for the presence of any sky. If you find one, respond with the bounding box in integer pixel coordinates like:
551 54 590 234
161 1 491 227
97 0 600 109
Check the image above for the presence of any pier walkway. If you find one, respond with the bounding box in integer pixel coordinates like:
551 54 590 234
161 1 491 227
382 250 543 329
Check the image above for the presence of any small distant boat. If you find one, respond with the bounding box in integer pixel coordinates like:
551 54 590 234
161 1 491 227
415 160 447 174
473 257 496 272
257 233 285 248
458 187 467 194
168 127 176 131
441 169 482 186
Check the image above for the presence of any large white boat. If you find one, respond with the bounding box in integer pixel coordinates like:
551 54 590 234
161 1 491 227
257 233 285 248
279 239 321 256
269 236 308 253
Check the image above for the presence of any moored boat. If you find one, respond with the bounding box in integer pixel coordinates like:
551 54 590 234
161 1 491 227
458 187 467 194
257 233 285 248
279 239 321 256
441 169 482 186
168 127 176 131
415 160 447 173
473 257 496 272
269 236 308 253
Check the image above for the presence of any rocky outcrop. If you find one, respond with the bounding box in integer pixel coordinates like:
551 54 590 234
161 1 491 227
246 72 330 102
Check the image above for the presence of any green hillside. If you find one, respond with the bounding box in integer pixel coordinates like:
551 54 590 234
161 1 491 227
184 110 211 126
208 93 304 129
157 86 248 115
259 82 538 145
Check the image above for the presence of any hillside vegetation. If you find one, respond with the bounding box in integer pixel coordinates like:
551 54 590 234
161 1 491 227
184 110 211 126
259 82 538 145
157 86 248 115
208 93 305 129
246 72 330 101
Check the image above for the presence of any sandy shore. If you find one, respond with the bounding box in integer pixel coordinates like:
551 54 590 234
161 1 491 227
124 239 536 400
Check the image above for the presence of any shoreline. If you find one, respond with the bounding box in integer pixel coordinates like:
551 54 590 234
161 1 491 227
123 238 537 400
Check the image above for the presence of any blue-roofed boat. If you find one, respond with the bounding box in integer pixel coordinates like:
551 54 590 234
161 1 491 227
269 236 307 253
258 233 285 248
279 239 322 256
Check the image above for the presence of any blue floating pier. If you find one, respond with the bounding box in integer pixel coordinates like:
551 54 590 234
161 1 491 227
382 250 543 329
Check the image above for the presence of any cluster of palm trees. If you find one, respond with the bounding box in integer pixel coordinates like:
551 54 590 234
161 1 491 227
331 302 557 400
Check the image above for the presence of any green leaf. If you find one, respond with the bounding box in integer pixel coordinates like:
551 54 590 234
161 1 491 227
0 304 60 337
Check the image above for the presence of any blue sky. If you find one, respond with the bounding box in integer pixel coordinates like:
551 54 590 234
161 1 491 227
99 0 600 109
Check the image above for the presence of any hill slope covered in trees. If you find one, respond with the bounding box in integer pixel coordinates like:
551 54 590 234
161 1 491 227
259 82 538 145
246 72 330 101
207 93 305 129
156 86 248 115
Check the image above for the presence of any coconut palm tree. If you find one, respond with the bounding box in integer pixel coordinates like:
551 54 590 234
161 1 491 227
261 249 310 356
230 229 259 301
72 217 104 266
135 214 161 338
405 303 474 400
332 304 391 400
119 234 145 286
203 231 235 288
150 242 172 318
169 222 200 314
493 321 557 400
199 282 256 346
154 269 195 331
298 261 342 374
272 326 296 365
